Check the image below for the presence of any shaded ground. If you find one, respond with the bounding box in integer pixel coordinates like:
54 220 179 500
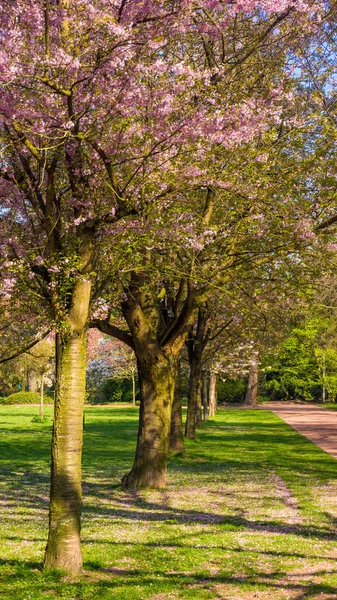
261 403 337 459
1 406 337 599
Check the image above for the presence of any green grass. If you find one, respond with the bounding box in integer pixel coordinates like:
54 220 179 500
1 405 337 599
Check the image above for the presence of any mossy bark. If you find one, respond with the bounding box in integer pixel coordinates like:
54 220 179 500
44 230 93 574
169 362 185 454
44 329 87 573
122 351 177 489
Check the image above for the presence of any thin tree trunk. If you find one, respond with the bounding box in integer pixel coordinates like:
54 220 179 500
209 373 217 417
122 352 178 489
44 329 87 573
40 374 44 419
196 389 203 427
169 361 185 455
185 308 208 439
186 358 203 438
185 344 204 438
201 371 209 421
132 372 136 407
244 349 259 406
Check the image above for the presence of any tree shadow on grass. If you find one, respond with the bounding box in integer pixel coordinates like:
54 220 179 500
80 491 337 542
1 559 337 600
2 408 337 598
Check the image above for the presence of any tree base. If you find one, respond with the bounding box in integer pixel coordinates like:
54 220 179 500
121 467 167 490
44 545 82 575
169 441 185 456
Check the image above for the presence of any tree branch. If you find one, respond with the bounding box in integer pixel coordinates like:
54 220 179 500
90 319 134 350
0 330 51 365
315 214 337 231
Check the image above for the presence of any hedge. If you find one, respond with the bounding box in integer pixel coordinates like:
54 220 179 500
0 391 54 405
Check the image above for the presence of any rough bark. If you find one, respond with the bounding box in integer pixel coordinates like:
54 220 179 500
201 371 209 421
122 350 178 489
209 373 217 417
117 274 196 489
244 349 259 406
169 361 185 455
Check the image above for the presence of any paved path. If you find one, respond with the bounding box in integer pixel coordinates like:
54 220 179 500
261 403 337 459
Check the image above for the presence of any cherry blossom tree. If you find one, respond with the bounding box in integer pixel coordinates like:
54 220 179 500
0 0 327 573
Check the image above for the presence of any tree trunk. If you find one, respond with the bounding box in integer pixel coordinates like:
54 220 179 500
122 352 178 489
44 329 87 573
169 361 185 455
196 389 203 427
201 371 209 421
27 369 37 392
132 372 136 407
209 373 217 417
244 349 259 406
185 343 204 439
44 256 92 574
40 374 44 419
185 308 208 439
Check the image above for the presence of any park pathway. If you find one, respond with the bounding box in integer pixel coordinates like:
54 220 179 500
261 403 337 459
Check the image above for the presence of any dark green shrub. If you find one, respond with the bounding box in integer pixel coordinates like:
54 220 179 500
0 391 40 404
31 415 49 423
0 391 54 405
217 378 247 404
88 377 139 404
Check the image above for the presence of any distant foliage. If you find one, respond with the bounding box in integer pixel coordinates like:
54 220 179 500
263 317 337 402
217 378 247 404
0 391 54 405
87 378 139 404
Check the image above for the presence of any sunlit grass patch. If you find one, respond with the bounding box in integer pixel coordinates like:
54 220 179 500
1 405 337 599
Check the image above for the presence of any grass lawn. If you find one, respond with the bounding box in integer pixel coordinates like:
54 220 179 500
1 406 337 600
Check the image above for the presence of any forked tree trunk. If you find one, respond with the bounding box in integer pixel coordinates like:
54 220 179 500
122 352 178 489
169 362 185 455
244 349 259 406
40 374 44 419
44 329 87 573
209 373 217 417
201 371 209 421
